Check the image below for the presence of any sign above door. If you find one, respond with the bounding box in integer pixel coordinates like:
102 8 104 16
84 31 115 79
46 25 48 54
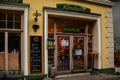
63 27 85 33
57 4 91 13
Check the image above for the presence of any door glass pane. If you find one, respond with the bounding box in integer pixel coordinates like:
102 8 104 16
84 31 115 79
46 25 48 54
8 33 21 75
0 32 5 76
73 37 84 71
57 36 70 71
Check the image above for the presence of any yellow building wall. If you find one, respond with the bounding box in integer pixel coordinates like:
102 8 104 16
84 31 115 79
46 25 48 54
23 0 109 74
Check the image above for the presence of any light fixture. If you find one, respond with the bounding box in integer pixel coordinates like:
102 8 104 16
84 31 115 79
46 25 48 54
32 24 39 32
33 10 41 22
32 10 41 32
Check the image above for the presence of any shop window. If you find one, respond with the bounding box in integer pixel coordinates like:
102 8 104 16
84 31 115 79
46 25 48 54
88 23 94 34
0 10 21 29
48 17 54 33
8 33 21 75
48 17 55 67
0 10 23 76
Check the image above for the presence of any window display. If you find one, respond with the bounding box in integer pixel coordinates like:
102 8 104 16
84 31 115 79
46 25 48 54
0 10 23 76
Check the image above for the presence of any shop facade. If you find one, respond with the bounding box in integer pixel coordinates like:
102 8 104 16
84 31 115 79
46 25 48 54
0 0 115 78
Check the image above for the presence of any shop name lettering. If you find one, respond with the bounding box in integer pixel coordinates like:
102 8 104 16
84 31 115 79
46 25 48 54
63 27 80 33
0 0 22 3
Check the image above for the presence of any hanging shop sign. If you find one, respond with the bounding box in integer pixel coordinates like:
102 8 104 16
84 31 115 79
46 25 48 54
30 36 42 74
0 0 22 3
47 38 55 49
57 4 91 13
63 27 83 33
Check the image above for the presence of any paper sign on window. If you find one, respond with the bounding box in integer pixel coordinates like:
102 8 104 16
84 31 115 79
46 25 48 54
61 39 69 46
75 49 82 55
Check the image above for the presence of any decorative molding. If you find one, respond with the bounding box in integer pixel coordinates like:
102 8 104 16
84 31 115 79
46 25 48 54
81 0 114 7
108 48 114 52
106 23 113 28
106 8 112 13
106 13 113 18
106 7 114 68
106 33 114 38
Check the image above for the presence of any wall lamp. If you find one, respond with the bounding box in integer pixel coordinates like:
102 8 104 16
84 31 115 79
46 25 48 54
32 10 41 32
33 10 41 21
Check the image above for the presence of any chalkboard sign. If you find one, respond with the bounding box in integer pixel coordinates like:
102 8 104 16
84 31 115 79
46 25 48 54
30 36 42 74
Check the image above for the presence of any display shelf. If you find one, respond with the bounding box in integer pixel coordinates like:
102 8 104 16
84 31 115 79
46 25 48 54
48 49 54 66
47 38 55 49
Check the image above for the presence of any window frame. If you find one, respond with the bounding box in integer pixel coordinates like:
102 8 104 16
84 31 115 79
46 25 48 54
0 10 23 76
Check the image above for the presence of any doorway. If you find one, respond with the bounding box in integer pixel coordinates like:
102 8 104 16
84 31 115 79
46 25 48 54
44 8 102 75
72 36 85 71
56 35 85 73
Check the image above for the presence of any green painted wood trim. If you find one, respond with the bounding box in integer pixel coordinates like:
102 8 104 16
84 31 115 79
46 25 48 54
57 4 91 13
94 68 115 73
24 74 47 79
0 0 23 3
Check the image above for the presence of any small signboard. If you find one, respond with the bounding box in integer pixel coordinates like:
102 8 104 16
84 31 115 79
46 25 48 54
63 27 85 33
30 36 42 74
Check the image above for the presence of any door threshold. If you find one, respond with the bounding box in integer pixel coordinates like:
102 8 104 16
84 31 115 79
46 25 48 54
55 72 90 78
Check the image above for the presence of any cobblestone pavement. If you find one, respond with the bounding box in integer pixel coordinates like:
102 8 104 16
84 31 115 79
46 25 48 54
51 73 120 80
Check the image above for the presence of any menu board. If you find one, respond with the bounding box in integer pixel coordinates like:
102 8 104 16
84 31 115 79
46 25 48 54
30 36 42 74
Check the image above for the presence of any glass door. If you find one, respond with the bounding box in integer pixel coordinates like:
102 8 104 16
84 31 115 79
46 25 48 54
72 37 85 71
57 36 70 72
